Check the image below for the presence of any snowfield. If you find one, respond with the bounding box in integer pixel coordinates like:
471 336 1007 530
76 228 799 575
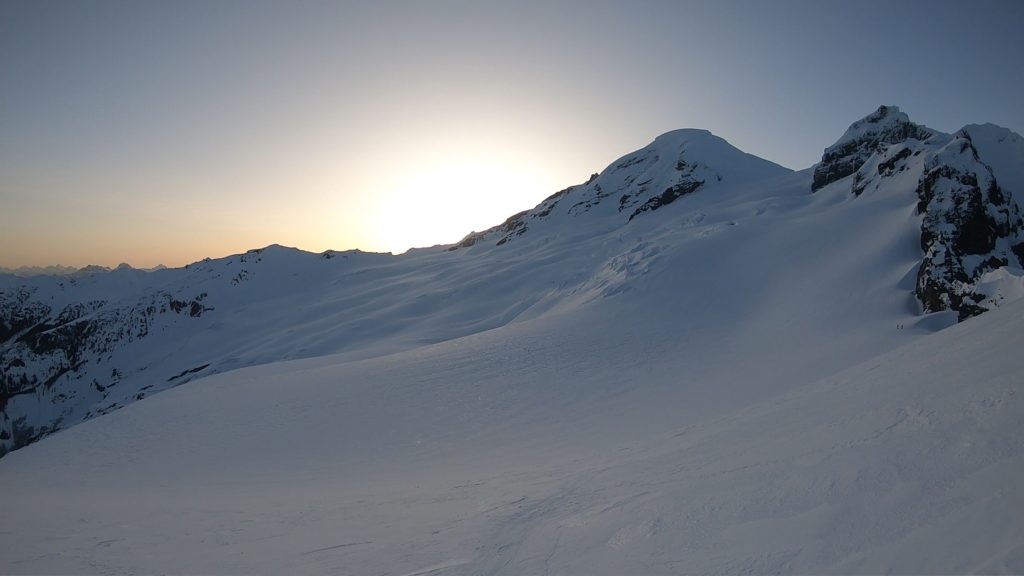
2 108 1023 573
1 289 1022 574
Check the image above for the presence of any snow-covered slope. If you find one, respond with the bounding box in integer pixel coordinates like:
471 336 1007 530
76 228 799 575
1 105 1023 473
2 106 1023 572
1 244 1021 574
1 127 794 455
449 128 790 249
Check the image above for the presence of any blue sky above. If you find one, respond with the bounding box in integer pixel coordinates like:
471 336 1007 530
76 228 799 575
2 0 1022 267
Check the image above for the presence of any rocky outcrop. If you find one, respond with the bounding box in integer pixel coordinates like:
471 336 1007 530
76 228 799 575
913 132 1024 320
0 288 214 456
626 159 705 221
814 108 1024 321
812 105 935 192
450 210 532 250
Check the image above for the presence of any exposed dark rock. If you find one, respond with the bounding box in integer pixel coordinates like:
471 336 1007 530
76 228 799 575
0 385 34 413
168 363 211 382
877 147 912 177
1 287 216 455
954 191 996 255
0 290 51 345
168 294 212 317
618 194 633 211
611 151 655 174
628 180 704 221
913 135 1024 319
568 182 611 216
535 189 570 218
1013 242 1024 265
448 181 579 251
852 172 868 197
812 106 934 192
534 199 560 218
447 235 479 250
494 212 530 246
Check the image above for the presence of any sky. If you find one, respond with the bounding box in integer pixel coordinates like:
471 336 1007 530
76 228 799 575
1 0 1022 269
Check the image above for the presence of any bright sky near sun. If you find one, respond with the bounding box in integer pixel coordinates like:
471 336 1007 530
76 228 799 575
2 0 1022 268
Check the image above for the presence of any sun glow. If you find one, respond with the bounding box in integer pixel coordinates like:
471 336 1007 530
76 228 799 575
362 147 555 254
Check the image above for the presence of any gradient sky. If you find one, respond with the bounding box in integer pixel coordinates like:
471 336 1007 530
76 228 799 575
2 0 1022 268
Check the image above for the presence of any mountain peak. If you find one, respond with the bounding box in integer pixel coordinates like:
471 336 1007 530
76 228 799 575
449 128 790 250
651 128 715 144
812 105 936 192
959 123 1024 198
837 105 911 140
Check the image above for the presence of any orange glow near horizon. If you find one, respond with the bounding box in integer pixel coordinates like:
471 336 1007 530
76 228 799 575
6 3 1020 270
0 122 581 269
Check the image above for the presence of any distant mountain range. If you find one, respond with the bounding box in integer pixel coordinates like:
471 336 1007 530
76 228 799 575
0 263 168 277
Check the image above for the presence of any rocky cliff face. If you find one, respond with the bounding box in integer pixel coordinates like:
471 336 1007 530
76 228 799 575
812 105 935 192
812 106 1024 320
914 132 1024 319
